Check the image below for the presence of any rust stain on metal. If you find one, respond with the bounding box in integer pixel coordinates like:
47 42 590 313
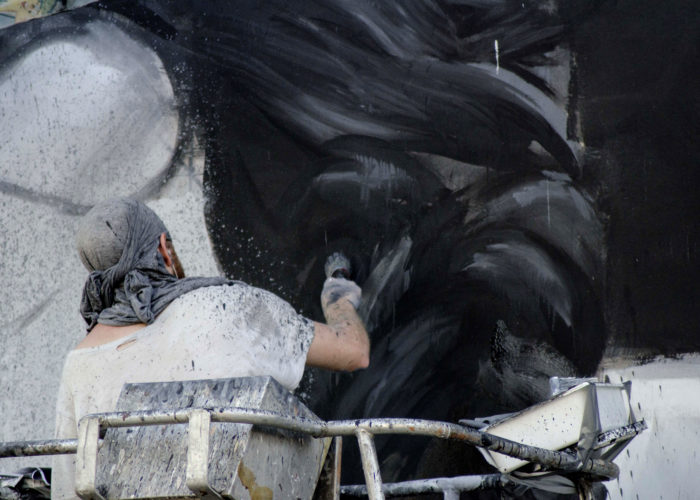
238 462 273 500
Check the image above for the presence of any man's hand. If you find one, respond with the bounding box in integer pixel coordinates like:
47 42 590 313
306 277 370 371
320 277 362 309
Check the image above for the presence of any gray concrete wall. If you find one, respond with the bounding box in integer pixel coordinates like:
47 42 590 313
0 157 219 471
0 30 219 468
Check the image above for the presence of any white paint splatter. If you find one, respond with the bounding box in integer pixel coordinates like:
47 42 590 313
494 39 500 73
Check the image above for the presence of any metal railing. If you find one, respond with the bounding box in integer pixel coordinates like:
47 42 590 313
340 474 512 499
0 407 646 500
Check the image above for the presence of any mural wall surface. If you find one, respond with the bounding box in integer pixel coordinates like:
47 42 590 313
1 1 698 498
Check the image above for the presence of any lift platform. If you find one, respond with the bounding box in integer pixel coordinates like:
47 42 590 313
0 376 645 500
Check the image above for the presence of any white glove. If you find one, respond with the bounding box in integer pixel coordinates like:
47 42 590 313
321 277 362 309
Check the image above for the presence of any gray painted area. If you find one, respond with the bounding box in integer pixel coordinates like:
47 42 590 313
0 154 218 471
0 43 218 469
0 198 84 471
0 18 179 207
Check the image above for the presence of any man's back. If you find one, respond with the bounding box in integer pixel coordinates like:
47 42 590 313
52 283 315 500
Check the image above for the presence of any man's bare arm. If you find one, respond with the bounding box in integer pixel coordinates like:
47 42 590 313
306 278 370 371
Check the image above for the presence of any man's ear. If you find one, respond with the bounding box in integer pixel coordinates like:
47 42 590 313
158 232 173 268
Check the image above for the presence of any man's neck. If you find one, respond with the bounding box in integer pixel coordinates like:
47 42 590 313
75 323 146 350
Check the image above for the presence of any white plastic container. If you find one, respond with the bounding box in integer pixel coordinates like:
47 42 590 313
478 382 632 473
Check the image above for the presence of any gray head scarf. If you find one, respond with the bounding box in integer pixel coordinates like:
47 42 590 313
77 198 231 331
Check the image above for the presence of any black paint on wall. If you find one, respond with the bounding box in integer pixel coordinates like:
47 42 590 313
571 0 700 354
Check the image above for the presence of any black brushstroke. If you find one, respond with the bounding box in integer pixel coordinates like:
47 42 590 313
0 181 91 216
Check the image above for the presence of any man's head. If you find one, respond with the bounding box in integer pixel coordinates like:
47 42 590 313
77 198 215 330
76 198 183 277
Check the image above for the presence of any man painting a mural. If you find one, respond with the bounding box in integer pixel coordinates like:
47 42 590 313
1 0 699 499
51 198 369 499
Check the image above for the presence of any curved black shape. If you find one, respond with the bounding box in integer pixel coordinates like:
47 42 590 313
116 0 604 488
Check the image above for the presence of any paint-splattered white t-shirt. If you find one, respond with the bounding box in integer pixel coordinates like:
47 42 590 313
52 283 314 500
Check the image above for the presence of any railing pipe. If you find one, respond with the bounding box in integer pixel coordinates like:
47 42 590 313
0 407 626 479
355 429 385 500
0 439 77 457
340 473 508 496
